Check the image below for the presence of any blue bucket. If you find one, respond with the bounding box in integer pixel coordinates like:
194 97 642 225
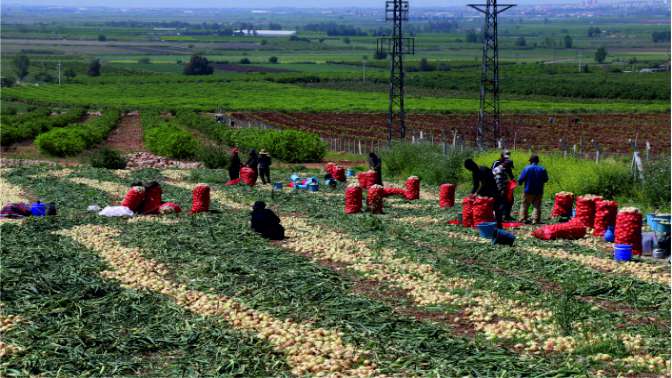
346 169 354 177
477 222 497 239
492 229 515 246
308 183 319 192
273 182 283 190
30 202 46 217
614 244 632 262
290 174 300 182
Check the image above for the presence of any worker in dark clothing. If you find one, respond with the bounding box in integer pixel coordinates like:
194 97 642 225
246 149 259 175
368 152 383 186
464 158 503 228
492 150 515 179
229 148 241 180
258 150 272 185
250 201 284 240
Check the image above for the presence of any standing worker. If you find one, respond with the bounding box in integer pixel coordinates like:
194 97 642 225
258 150 272 185
492 150 514 173
464 158 503 228
368 152 383 186
229 148 241 181
493 160 515 221
518 154 549 225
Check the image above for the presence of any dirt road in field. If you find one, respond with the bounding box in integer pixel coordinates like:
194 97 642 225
104 112 145 153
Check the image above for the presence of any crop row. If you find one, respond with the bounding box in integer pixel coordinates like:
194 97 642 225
233 112 671 154
0 107 85 146
140 111 199 159
34 110 121 156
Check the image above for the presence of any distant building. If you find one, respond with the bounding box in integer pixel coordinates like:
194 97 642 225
234 30 296 37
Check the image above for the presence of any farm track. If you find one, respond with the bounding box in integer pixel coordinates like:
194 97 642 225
232 112 671 154
103 112 145 153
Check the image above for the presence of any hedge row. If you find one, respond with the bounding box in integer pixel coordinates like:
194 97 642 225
176 111 327 163
1 108 85 146
141 112 198 159
35 110 121 156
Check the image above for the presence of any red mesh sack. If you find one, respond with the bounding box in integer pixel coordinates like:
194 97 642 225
141 185 163 215
383 187 406 198
159 202 181 214
462 196 474 227
472 196 496 227
404 176 420 201
325 162 337 177
225 178 241 186
439 184 457 208
345 184 363 214
191 184 210 214
593 200 618 237
240 167 257 186
367 185 384 214
357 171 378 190
505 180 517 204
532 220 587 240
334 166 346 182
615 207 642 255
121 186 145 212
575 195 599 228
551 192 574 218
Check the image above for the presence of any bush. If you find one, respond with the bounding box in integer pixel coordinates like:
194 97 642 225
381 142 473 185
1 108 84 146
90 148 127 169
640 156 671 211
197 145 229 168
580 164 635 199
141 112 199 159
35 110 121 156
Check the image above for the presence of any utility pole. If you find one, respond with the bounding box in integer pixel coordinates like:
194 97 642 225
377 0 415 143
468 0 515 149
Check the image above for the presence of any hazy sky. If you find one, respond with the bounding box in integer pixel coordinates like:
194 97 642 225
8 0 566 8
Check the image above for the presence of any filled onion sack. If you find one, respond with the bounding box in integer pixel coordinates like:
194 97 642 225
382 187 406 198
575 195 599 227
121 186 145 212
191 184 210 214
141 183 163 215
472 196 496 226
593 200 618 237
357 171 378 190
551 191 574 218
344 184 363 214
367 185 384 214
462 196 474 227
439 183 456 208
532 220 587 240
159 202 181 214
334 166 346 182
404 176 420 201
615 207 642 255
240 167 257 186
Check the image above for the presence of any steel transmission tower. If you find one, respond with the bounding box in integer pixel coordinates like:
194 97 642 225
468 0 514 149
377 0 414 142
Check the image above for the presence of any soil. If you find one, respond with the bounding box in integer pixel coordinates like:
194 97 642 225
104 112 145 153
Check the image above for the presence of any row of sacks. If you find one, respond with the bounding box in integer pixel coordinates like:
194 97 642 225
344 176 421 214
103 182 213 216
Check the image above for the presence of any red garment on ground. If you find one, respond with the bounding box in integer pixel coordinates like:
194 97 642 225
404 176 420 201
439 183 456 208
615 208 642 255
325 162 337 177
575 195 597 227
472 196 496 226
357 171 378 190
382 187 406 198
462 196 474 227
191 184 210 214
225 178 241 186
141 185 163 215
345 185 363 214
121 186 145 212
240 167 257 186
593 200 618 237
159 202 181 214
367 185 384 214
532 220 587 240
551 192 574 218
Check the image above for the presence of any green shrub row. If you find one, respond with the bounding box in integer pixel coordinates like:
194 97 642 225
176 110 327 163
35 110 121 156
141 111 198 159
382 142 474 185
1 108 85 146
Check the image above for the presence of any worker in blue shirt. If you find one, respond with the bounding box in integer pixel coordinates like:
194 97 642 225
518 155 549 224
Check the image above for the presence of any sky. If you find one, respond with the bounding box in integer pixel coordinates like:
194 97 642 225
7 0 568 8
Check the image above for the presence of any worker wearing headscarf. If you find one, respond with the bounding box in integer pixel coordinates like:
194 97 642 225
368 152 383 186
229 148 241 180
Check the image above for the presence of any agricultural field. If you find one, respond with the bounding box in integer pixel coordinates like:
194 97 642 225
1 165 670 376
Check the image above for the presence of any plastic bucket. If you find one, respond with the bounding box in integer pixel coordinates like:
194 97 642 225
614 244 633 262
273 182 283 190
30 202 46 217
477 222 497 239
492 229 515 246
308 184 319 192
346 169 354 177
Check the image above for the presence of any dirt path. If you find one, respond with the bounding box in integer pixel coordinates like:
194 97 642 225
104 112 145 153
